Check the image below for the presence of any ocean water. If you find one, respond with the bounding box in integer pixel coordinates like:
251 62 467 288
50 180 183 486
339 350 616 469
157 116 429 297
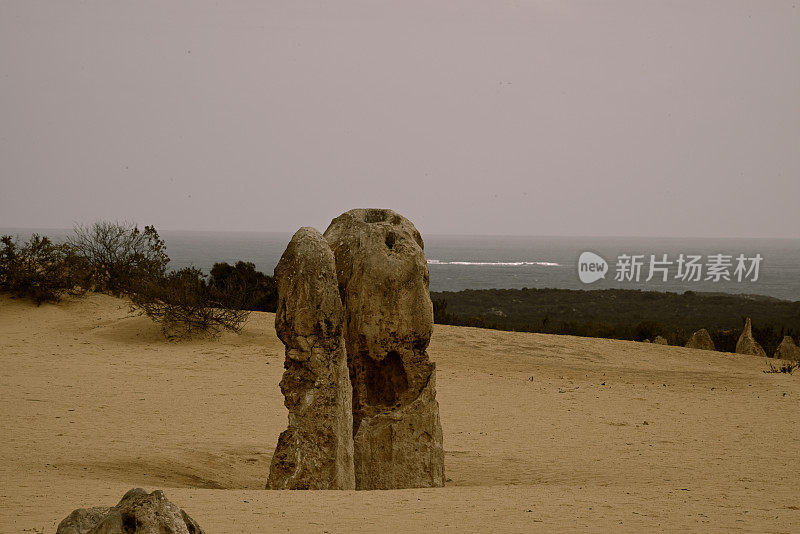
424 235 800 301
3 228 799 301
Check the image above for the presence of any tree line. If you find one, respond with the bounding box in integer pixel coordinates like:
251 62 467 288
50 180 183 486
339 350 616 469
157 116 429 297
432 287 800 355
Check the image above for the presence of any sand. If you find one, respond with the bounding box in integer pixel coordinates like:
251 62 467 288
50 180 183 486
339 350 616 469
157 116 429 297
1 293 798 532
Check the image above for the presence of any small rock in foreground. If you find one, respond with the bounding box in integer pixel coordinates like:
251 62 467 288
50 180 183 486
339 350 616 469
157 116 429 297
56 488 203 534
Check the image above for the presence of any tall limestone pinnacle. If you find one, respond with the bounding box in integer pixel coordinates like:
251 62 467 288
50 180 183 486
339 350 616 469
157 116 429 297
267 227 355 490
268 210 445 491
324 209 445 490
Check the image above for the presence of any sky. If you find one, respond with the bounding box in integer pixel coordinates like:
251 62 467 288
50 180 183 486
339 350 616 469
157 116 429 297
1 1 798 238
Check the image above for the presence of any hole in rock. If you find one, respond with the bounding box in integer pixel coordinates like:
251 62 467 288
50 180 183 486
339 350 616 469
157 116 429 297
363 209 389 223
121 513 137 533
365 351 409 407
385 232 396 250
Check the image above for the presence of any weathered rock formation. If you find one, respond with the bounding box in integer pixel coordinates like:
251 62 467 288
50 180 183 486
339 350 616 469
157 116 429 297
685 329 715 351
775 336 800 361
267 227 355 490
56 488 204 534
735 318 767 357
324 208 445 490
57 507 112 534
653 335 668 345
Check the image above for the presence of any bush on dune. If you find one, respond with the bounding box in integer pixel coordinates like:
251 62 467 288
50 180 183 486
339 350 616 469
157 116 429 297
2 221 268 340
0 234 90 305
129 266 250 339
209 260 277 312
68 221 169 295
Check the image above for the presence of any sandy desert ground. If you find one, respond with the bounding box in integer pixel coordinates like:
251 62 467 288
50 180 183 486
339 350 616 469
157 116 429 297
1 293 798 533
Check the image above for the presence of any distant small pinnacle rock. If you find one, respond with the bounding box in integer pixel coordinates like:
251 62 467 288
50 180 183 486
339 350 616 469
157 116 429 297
735 318 766 357
685 329 715 351
774 336 800 361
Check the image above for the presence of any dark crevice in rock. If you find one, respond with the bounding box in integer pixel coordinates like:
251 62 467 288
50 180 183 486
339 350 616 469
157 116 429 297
364 351 409 407
121 513 136 533
363 209 389 223
385 231 396 250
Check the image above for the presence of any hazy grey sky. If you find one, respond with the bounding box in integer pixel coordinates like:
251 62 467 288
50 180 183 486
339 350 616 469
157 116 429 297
1 1 798 238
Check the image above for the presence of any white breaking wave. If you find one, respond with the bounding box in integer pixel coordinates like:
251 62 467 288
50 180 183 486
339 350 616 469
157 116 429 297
427 259 561 267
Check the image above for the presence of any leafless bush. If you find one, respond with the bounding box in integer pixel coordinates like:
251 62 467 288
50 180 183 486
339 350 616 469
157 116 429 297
68 221 168 295
764 360 799 374
130 267 249 339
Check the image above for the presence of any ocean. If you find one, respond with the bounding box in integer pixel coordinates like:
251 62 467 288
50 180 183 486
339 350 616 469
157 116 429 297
3 228 799 301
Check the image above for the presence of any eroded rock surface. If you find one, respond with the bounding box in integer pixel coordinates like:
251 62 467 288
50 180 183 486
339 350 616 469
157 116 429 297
56 488 203 534
775 336 800 361
324 208 444 490
736 318 766 357
267 227 355 490
56 507 112 534
685 329 715 351
653 336 668 345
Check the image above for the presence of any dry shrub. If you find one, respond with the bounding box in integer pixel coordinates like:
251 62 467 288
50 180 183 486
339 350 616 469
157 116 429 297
764 360 799 374
69 221 168 295
0 234 90 305
130 267 249 339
